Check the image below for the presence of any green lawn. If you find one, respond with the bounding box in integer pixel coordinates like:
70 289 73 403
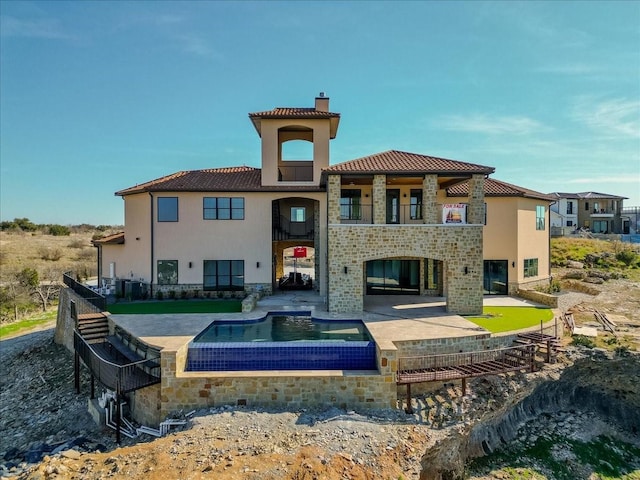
107 299 242 315
466 306 554 333
0 309 58 338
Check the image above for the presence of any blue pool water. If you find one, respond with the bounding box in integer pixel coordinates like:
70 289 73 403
186 314 377 371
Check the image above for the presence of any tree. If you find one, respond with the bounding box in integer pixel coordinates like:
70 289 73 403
16 267 61 312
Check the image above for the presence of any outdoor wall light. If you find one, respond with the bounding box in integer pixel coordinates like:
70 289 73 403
344 266 348 274
464 266 469 275
256 262 260 268
188 262 193 268
365 193 369 198
135 237 140 241
512 261 515 268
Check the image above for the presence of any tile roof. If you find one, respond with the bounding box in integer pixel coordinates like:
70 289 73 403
325 150 495 175
115 166 324 196
549 191 628 200
248 107 340 119
249 106 341 138
447 178 555 201
91 231 125 245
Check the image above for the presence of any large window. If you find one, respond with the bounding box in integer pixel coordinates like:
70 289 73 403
524 258 538 278
204 197 244 220
566 201 574 214
203 260 244 291
592 220 609 233
157 260 178 285
366 259 420 294
536 205 545 230
340 189 361 220
158 197 178 222
410 189 422 220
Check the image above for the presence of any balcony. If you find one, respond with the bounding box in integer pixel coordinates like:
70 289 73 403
590 209 614 218
338 203 470 225
273 215 315 241
278 163 313 182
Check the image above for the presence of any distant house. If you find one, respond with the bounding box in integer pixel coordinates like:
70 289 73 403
93 95 554 313
549 192 628 235
448 179 554 294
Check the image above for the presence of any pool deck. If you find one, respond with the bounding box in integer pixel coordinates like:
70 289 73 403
110 292 547 352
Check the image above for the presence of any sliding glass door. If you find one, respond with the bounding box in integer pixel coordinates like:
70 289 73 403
366 259 420 294
483 260 508 295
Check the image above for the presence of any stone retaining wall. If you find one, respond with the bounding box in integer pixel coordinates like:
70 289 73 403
517 289 558 308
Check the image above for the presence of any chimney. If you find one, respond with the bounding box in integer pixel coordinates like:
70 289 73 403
315 92 329 112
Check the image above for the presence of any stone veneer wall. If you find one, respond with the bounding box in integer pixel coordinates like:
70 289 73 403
152 283 272 298
327 224 483 314
138 341 399 424
422 175 438 224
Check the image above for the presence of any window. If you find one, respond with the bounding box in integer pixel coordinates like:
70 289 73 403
203 260 244 291
536 205 545 230
592 220 609 233
567 220 574 227
291 207 306 222
340 189 361 220
585 202 589 211
566 201 573 214
157 260 178 285
158 197 178 222
410 190 422 220
204 197 244 220
524 258 538 278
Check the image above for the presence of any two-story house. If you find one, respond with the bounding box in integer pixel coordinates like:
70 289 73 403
94 95 551 316
549 191 627 235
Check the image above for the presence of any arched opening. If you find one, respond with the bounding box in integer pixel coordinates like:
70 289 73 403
281 139 313 161
279 246 315 290
278 126 314 181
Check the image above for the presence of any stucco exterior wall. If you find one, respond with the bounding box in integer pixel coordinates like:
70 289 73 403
260 118 331 187
99 191 328 297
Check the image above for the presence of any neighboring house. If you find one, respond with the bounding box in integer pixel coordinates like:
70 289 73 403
549 192 579 232
94 95 552 315
549 192 627 234
448 179 554 294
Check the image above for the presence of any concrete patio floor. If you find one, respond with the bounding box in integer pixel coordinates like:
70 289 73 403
110 291 547 352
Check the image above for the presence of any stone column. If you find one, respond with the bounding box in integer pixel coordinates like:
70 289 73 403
372 175 387 224
327 175 341 224
422 174 438 224
467 174 485 225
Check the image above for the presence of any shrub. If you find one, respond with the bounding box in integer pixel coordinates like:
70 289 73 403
168 290 176 300
38 246 63 261
48 225 70 236
68 238 87 248
156 290 164 300
76 248 95 261
616 249 638 267
572 335 595 348
180 290 188 299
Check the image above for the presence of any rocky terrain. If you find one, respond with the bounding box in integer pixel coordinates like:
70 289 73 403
1 274 639 480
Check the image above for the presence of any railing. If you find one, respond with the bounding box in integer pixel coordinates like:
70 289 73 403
338 203 472 225
273 215 314 240
74 331 160 395
278 165 313 182
63 272 107 311
397 344 536 384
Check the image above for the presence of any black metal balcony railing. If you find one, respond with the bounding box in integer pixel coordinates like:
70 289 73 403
63 272 107 311
339 203 468 225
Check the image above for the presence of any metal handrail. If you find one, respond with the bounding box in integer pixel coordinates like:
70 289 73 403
64 272 107 311
74 331 160 395
398 343 536 379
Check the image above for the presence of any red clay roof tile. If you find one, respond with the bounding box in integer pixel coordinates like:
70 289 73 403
115 166 324 196
447 178 555 201
325 150 494 175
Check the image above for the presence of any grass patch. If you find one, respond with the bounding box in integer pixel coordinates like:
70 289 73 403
468 434 640 480
107 300 242 315
466 306 553 333
0 309 57 338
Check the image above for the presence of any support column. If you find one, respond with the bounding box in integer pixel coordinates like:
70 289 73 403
422 174 438 224
372 175 386 224
467 174 485 225
327 175 341 224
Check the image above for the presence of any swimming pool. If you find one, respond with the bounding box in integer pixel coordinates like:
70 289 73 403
186 314 377 371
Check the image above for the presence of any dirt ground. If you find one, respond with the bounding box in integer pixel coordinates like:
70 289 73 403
1 272 639 480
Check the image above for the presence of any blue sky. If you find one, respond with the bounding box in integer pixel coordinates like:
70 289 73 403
1 1 639 225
